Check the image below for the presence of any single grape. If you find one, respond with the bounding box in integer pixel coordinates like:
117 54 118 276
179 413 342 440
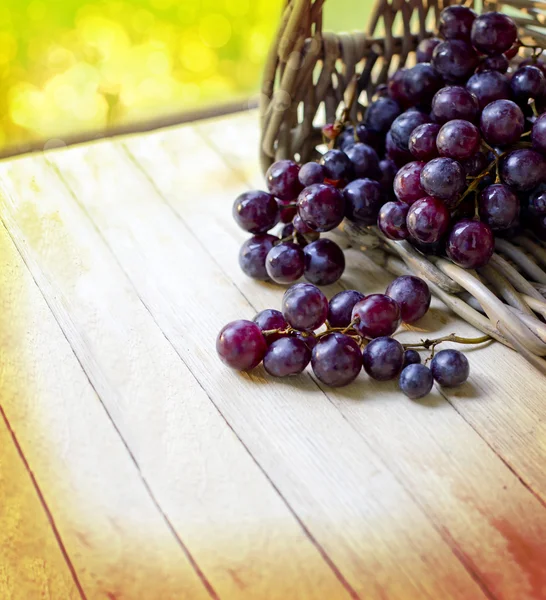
430 349 469 387
265 242 305 283
232 190 280 234
528 188 546 216
420 157 466 202
388 68 411 107
338 124 373 152
299 162 325 186
365 97 402 133
303 238 345 285
277 199 298 223
402 63 444 106
290 330 317 351
352 294 401 338
480 100 524 146
385 275 431 323
461 152 488 177
311 333 362 387
239 234 278 280
216 320 267 371
446 219 494 268
319 149 354 183
476 54 509 73
520 58 546 77
393 161 426 205
253 309 288 342
436 120 481 161
327 290 366 328
511 66 546 105
378 158 398 192
501 149 546 192
263 336 311 377
471 12 518 55
399 364 434 399
403 349 421 367
377 201 410 240
345 143 381 179
282 282 328 331
386 131 413 166
431 86 479 123
479 184 520 230
416 37 442 63
532 112 546 153
362 337 405 381
431 40 478 82
344 178 385 225
466 71 511 110
409 123 440 161
407 196 451 244
297 183 345 232
266 160 303 201
390 110 431 151
439 5 476 40
293 213 319 239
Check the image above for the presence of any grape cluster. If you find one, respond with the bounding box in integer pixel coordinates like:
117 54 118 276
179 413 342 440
216 275 470 398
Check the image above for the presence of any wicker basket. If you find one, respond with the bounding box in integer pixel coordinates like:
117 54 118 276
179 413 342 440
259 0 546 373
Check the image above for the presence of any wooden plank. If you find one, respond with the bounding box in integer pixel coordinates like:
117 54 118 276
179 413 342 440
0 191 211 599
0 159 353 600
45 138 491 599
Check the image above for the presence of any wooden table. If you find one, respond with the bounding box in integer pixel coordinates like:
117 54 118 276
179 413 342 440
1 110 546 600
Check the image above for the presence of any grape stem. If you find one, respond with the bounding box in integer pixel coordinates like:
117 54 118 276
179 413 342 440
402 333 491 351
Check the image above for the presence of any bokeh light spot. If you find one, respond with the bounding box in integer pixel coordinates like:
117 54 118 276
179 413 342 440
198 14 232 49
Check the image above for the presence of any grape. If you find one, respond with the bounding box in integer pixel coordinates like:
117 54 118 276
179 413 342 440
297 183 345 232
216 320 267 371
430 349 469 387
431 40 478 82
319 149 354 183
253 309 288 343
282 282 328 331
345 143 381 179
476 54 509 73
409 123 440 161
378 158 398 192
511 66 546 105
390 110 431 151
416 37 442 63
402 63 444 106
520 58 546 77
266 160 303 201
386 131 413 166
290 330 317 351
377 201 410 240
446 219 494 268
299 162 325 186
461 152 488 177
528 188 546 216
436 120 481 162
352 294 401 338
532 112 546 153
466 71 511 110
362 337 405 381
338 124 373 152
265 242 305 283
303 238 345 285
439 5 476 40
311 333 362 387
263 337 311 377
388 68 411 107
471 12 518 55
501 149 546 192
365 97 402 133
480 100 524 146
277 199 298 223
343 178 385 225
420 157 466 202
431 86 479 123
407 196 451 244
239 234 278 280
403 349 421 367
393 161 426 205
385 275 431 323
399 364 434 399
327 290 366 328
232 190 280 234
293 213 319 238
479 184 519 230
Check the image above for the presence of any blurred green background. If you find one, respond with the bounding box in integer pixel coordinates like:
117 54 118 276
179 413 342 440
0 0 365 154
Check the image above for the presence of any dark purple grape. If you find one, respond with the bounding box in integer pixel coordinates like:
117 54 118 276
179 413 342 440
399 364 434 399
232 190 279 234
327 290 366 328
343 178 385 225
377 201 410 240
266 160 303 201
282 282 328 331
432 40 478 82
338 124 373 152
388 68 411 107
319 149 354 183
277 199 298 223
409 123 440 161
253 309 288 341
365 97 402 133
431 86 479 124
385 275 431 323
299 162 325 186
479 184 519 230
446 219 494 268
239 234 278 280
407 196 451 244
345 143 380 179
265 242 305 283
532 112 546 153
471 12 518 55
529 188 546 216
393 161 426 205
293 213 318 239
378 158 398 192
352 294 401 338
520 58 546 77
402 63 444 106
439 5 476 40
386 131 413 166
501 149 546 192
290 329 317 351
466 71 511 110
416 37 442 63
420 157 466 202
403 349 421 367
480 100 524 146
263 336 311 377
303 238 345 285
297 183 345 232
362 337 404 381
511 65 546 105
216 320 267 371
461 152 488 177
437 120 481 161
430 349 469 386
311 333 362 387
390 110 431 151
476 54 509 73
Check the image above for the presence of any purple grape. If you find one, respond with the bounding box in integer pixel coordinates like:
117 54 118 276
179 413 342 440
345 143 381 179
471 12 518 55
532 112 546 153
282 282 328 331
511 66 546 105
393 161 426 205
352 294 401 339
265 242 305 283
437 120 481 161
399 364 434 399
297 183 345 232
390 110 431 151
446 219 494 268
431 86 479 123
293 213 318 238
461 152 488 177
233 190 280 233
407 196 451 244
365 97 402 133
278 199 298 223
409 123 440 161
311 333 362 387
501 149 546 192
385 275 431 323
299 162 325 186
439 5 476 41
480 100 524 146
239 234 278 280
529 188 546 216
477 54 509 73
216 320 267 371
253 309 288 341
388 68 411 107
319 149 354 183
290 330 317 351
263 336 311 377
377 201 410 240
416 37 442 63
362 337 404 381
343 178 385 225
266 160 303 201
327 290 366 328
402 63 444 106
479 184 519 230
386 131 413 166
430 349 469 386
303 238 345 285
338 124 373 152
520 58 546 76
378 158 398 192
466 71 511 110
403 349 421 367
431 40 478 82
420 157 466 202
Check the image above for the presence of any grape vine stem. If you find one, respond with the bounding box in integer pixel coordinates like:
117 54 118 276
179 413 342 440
402 333 491 350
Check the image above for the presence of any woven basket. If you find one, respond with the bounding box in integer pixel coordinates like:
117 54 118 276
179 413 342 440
259 0 546 373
